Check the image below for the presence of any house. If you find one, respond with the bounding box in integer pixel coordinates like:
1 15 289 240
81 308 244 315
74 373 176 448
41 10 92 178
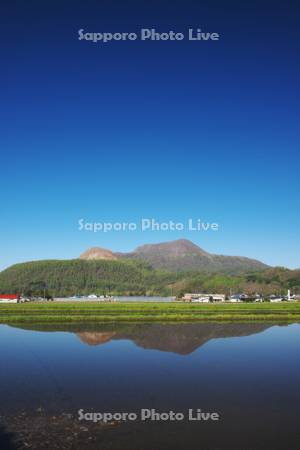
284 290 296 301
0 294 20 304
211 294 226 302
183 293 225 302
229 294 249 302
269 295 283 303
192 296 210 303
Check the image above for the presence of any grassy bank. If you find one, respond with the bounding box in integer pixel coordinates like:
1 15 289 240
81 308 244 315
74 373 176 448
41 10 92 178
1 302 300 323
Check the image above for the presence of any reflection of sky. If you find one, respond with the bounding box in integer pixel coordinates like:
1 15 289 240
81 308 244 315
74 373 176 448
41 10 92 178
1 323 300 415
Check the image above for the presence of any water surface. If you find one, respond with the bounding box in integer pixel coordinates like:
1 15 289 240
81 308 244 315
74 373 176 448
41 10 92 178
1 322 299 449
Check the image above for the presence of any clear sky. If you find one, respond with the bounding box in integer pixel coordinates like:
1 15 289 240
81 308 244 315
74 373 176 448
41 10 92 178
1 0 299 270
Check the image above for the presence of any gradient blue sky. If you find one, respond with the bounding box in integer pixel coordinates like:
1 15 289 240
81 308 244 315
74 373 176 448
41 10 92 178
1 0 299 270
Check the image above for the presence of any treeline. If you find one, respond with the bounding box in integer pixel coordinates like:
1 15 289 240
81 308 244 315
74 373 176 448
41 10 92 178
0 259 179 297
0 259 299 297
176 267 300 296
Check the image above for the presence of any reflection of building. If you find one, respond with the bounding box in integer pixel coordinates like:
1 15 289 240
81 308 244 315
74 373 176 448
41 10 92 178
0 294 20 303
183 293 225 302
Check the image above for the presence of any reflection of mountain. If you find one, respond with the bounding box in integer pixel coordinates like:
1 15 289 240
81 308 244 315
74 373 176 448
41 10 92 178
78 332 116 345
76 323 270 355
10 322 272 355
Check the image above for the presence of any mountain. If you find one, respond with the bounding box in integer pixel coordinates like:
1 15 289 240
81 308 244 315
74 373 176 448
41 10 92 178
134 239 211 258
0 258 298 297
80 247 118 261
1 240 295 298
119 239 269 273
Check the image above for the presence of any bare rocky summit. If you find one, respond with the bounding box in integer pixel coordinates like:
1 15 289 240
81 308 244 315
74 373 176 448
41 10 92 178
80 247 118 261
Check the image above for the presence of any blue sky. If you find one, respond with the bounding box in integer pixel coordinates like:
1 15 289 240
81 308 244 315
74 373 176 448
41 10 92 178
1 0 300 270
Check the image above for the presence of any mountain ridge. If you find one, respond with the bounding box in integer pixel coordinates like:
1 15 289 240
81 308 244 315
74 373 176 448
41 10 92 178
114 239 269 273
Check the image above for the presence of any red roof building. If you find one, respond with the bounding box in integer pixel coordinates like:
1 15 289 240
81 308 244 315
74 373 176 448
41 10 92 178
0 294 20 301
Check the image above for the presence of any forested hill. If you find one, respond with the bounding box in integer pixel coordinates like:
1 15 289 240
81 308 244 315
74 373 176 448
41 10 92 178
0 259 177 297
0 259 299 297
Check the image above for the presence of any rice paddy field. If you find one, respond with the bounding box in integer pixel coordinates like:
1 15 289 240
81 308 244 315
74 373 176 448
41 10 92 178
1 301 300 323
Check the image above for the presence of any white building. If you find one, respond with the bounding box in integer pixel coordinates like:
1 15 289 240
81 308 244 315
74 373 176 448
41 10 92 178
183 293 225 302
